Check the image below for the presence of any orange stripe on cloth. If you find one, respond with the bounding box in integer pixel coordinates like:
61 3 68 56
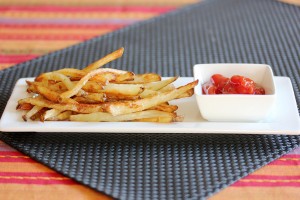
253 165 300 176
0 31 111 40
0 184 112 200
0 63 13 70
0 5 176 13
209 187 300 200
0 40 80 53
0 27 114 35
0 0 198 6
0 11 158 19
0 153 34 163
0 162 55 172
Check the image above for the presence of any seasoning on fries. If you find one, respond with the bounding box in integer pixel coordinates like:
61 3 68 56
17 47 198 123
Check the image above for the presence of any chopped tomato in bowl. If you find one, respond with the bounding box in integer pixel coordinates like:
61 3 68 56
202 74 265 95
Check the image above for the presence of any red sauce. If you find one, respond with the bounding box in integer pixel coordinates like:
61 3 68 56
202 74 265 95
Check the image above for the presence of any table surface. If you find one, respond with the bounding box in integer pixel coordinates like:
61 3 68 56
0 0 299 199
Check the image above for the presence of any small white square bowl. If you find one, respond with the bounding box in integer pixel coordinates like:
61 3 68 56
193 63 276 122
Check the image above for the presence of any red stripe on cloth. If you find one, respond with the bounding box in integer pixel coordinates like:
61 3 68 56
0 177 75 185
0 172 76 185
269 159 300 166
0 157 34 163
0 55 38 63
0 152 34 163
266 154 300 165
232 175 300 187
280 155 300 158
0 6 175 13
0 172 68 177
0 24 125 29
0 34 98 40
245 175 300 180
0 151 23 156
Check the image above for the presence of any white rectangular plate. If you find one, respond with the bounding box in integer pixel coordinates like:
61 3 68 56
0 77 299 134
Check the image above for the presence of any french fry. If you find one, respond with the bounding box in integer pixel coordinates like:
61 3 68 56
29 82 77 104
35 72 74 90
29 107 48 121
82 93 106 102
102 83 144 96
132 115 183 122
82 47 124 72
46 111 72 121
105 80 198 116
59 68 130 99
149 104 178 113
120 73 161 83
41 109 63 121
131 116 174 123
158 83 175 92
22 105 43 121
70 110 177 122
18 97 105 113
17 102 33 110
56 68 86 80
144 77 178 90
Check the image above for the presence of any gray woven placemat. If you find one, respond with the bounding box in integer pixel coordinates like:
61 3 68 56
0 0 299 199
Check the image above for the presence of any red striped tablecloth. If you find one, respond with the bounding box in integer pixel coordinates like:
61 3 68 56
0 0 299 199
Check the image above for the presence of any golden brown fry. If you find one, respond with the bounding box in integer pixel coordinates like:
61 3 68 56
46 111 72 121
140 88 194 99
46 81 103 93
102 83 144 96
144 77 178 91
29 82 78 104
35 72 73 89
149 104 178 113
70 110 176 122
81 81 104 92
41 109 63 121
28 107 48 121
22 105 43 121
158 83 175 92
105 80 199 116
91 71 134 83
132 115 183 122
120 73 161 83
56 68 86 80
105 93 140 101
138 89 158 98
131 116 174 123
28 81 68 93
59 68 130 99
18 97 105 114
17 102 33 110
83 93 106 102
82 47 124 72
112 71 135 82
176 88 194 99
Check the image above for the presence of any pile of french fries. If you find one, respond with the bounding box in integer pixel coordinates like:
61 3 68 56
17 47 198 123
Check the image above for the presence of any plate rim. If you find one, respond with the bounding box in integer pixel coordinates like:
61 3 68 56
0 76 299 134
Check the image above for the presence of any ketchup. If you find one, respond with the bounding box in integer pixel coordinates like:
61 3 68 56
202 74 265 95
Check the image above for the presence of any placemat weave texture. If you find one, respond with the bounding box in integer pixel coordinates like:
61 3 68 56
0 0 299 199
